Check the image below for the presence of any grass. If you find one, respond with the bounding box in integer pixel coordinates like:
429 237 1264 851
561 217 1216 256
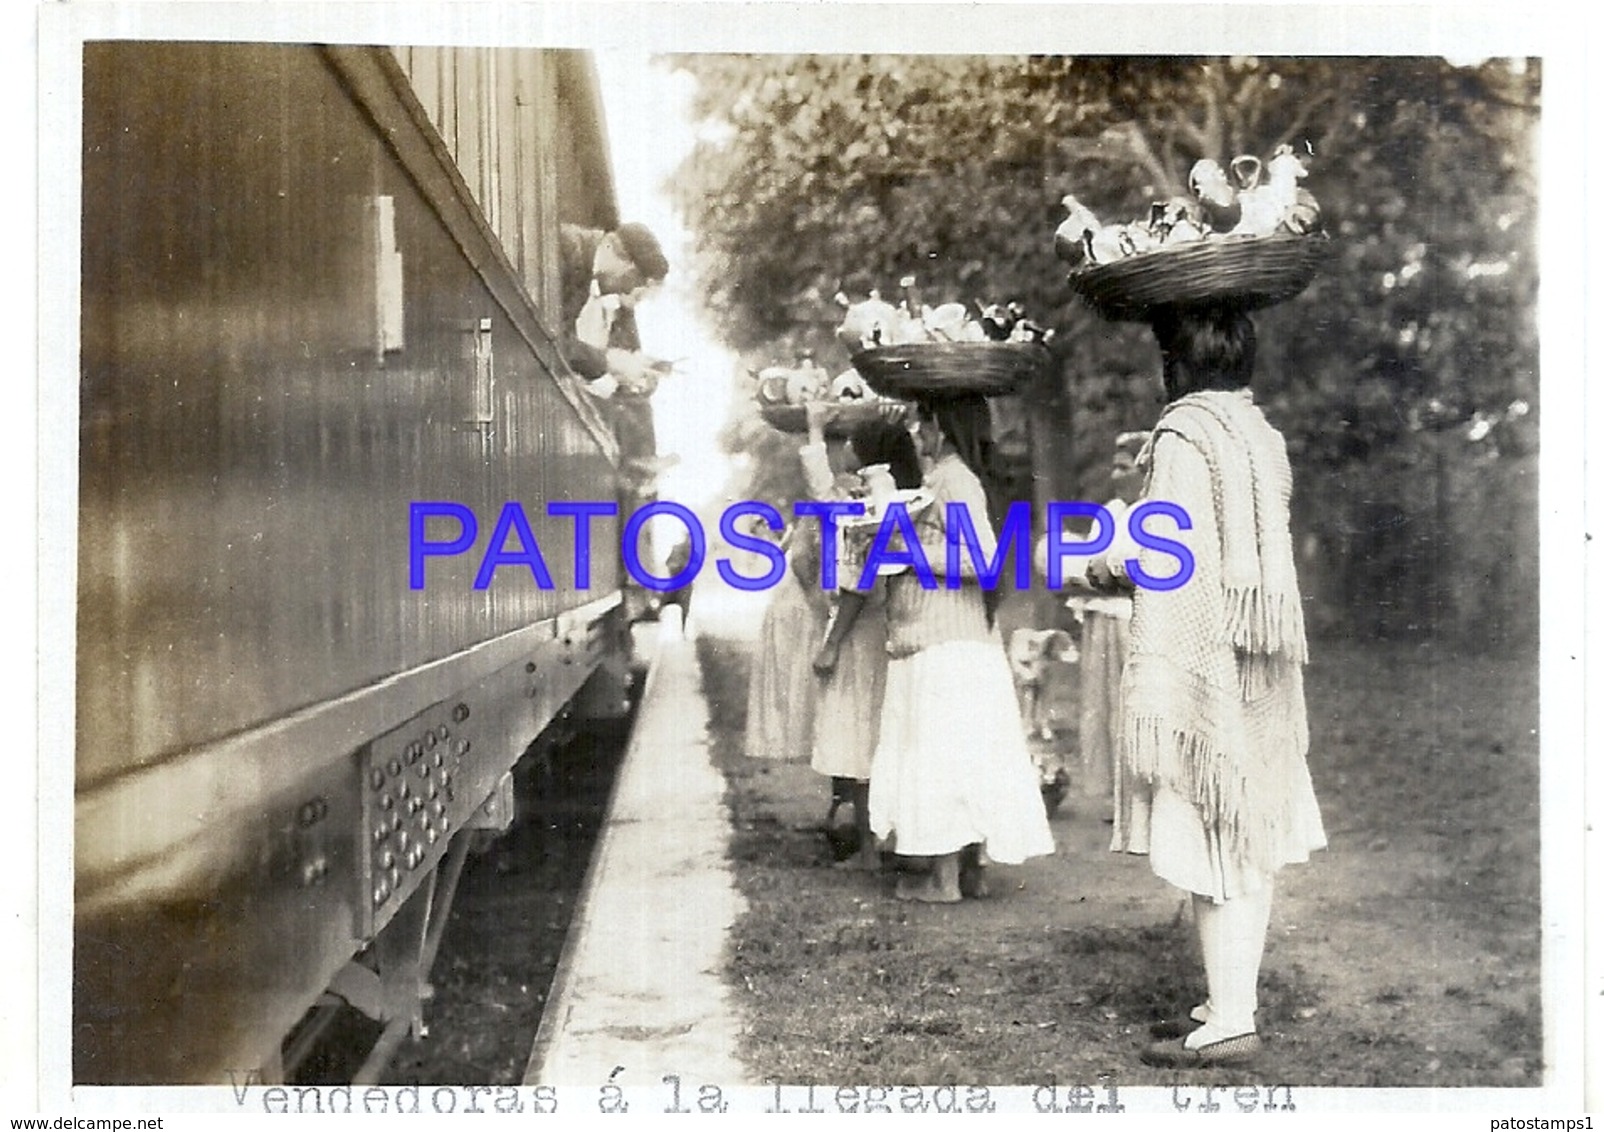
694 630 1543 1088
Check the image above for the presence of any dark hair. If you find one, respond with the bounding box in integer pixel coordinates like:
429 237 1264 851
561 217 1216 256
848 419 921 490
613 222 670 283
919 394 1003 626
923 394 994 488
1150 305 1256 400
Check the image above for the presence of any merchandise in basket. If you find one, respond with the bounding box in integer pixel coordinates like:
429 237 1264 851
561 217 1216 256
851 341 1051 399
1059 143 1330 321
753 360 910 436
836 277 1053 398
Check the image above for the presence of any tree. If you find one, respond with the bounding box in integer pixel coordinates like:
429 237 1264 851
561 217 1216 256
665 54 1539 644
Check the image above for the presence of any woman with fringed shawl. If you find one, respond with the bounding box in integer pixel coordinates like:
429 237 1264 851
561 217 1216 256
868 394 1057 902
1101 306 1326 1067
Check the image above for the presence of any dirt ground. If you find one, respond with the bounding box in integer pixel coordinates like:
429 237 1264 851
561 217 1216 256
692 621 1542 1088
330 593 1540 1090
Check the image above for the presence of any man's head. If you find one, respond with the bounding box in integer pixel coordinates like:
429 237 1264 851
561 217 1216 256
593 221 670 300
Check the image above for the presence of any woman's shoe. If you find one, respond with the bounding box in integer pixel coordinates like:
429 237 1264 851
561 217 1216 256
1139 1032 1261 1068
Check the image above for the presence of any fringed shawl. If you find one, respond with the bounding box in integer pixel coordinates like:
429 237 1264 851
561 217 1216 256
1120 390 1311 878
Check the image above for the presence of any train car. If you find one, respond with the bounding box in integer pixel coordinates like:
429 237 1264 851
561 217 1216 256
74 41 650 1085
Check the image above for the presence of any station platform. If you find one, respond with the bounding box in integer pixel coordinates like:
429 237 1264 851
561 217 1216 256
519 581 1086 1088
523 607 755 1087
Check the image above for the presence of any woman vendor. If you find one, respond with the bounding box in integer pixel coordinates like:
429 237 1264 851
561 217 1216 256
1091 304 1326 1067
868 394 1057 902
808 406 924 871
743 406 840 767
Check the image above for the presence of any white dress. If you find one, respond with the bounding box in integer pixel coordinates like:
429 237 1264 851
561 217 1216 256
868 455 1057 864
744 569 830 763
744 443 836 764
810 585 890 782
801 442 892 782
1111 403 1326 900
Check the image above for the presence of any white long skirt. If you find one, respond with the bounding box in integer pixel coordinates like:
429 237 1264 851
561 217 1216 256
811 591 890 781
1113 771 1326 901
744 572 830 763
869 639 1058 864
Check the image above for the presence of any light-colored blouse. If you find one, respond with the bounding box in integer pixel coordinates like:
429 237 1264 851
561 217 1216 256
884 453 998 658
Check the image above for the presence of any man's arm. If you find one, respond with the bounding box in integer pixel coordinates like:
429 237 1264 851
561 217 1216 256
555 224 612 381
562 337 611 381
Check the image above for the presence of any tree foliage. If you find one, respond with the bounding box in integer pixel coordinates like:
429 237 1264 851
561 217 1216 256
664 54 1539 644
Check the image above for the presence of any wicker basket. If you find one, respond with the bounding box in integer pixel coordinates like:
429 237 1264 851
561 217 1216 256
850 342 1049 399
759 399 909 436
1069 232 1331 322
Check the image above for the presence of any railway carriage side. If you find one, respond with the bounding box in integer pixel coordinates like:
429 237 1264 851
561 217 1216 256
74 42 643 1084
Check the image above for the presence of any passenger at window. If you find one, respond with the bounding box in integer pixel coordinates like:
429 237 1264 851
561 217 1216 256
558 221 671 396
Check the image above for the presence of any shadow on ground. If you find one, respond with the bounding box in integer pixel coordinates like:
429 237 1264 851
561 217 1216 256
693 628 1541 1089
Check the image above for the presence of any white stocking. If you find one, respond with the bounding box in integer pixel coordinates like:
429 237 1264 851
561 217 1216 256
1186 875 1274 1047
1190 893 1220 1027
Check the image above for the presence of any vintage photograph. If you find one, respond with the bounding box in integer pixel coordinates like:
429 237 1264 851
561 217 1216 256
30 1 1588 1117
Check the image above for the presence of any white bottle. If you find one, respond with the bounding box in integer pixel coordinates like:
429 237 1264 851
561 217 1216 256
860 464 897 514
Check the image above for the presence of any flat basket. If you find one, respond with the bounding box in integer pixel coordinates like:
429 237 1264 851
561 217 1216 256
850 342 1050 399
1069 232 1331 322
759 399 910 436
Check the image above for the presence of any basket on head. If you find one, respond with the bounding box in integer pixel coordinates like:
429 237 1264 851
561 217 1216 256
1069 233 1331 322
758 399 910 436
850 342 1050 399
